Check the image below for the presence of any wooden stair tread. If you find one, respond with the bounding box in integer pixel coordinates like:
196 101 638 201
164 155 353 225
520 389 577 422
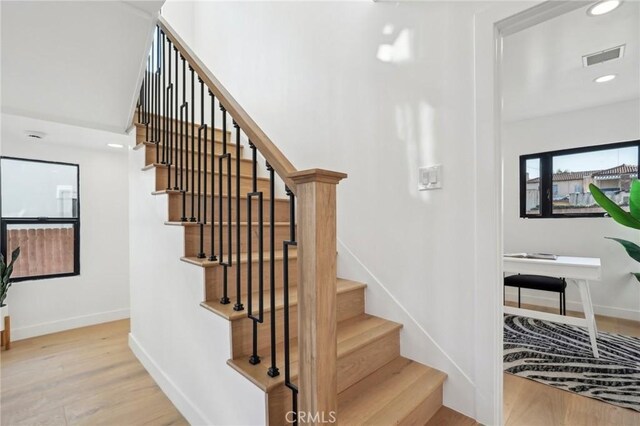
142 163 263 179
227 313 402 392
134 117 231 135
337 356 447 425
151 189 289 203
164 221 291 227
151 189 287 202
137 140 242 154
181 250 297 268
200 278 366 320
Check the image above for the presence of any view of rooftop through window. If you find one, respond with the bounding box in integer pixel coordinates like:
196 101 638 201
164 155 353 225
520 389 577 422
523 144 639 216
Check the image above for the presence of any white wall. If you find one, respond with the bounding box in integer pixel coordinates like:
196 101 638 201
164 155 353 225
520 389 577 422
0 115 131 339
128 147 265 426
160 1 499 421
503 99 640 321
161 0 194 46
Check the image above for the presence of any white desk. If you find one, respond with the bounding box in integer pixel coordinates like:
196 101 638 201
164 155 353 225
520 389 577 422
503 255 602 358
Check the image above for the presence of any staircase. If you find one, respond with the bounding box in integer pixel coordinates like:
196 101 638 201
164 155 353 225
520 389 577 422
132 17 446 425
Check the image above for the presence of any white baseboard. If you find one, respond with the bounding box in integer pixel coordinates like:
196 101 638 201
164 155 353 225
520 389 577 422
504 290 640 322
128 333 212 426
12 308 130 341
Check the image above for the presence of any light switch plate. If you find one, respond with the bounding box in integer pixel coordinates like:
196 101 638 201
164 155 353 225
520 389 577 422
418 165 442 190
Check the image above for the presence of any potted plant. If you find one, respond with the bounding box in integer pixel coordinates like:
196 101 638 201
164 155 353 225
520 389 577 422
589 180 640 282
1 247 20 331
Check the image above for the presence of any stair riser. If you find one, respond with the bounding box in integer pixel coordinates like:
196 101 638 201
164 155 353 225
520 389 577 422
400 384 443 425
166 193 290 223
135 121 228 142
136 131 243 157
144 145 246 172
337 330 400 393
230 287 365 359
265 330 402 425
154 167 269 195
183 223 292 258
204 257 297 304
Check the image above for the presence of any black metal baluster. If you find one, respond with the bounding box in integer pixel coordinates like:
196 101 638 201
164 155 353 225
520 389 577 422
137 85 142 124
154 26 160 162
218 105 230 304
145 57 150 142
161 31 167 165
173 47 180 190
151 27 156 146
247 141 263 365
267 162 279 378
233 121 244 312
189 67 196 222
180 55 187 222
156 26 161 150
197 78 206 259
208 91 218 262
283 186 298 424
166 38 173 190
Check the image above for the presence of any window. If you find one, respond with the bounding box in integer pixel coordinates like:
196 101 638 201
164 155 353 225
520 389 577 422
520 140 640 218
0 157 80 281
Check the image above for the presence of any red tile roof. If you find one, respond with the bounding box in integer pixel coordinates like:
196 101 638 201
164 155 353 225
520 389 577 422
527 164 638 183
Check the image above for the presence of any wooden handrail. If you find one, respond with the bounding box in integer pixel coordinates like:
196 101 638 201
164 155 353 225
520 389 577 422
157 16 298 193
151 18 349 423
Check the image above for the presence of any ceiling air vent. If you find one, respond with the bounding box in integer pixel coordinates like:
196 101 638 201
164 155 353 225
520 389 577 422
25 130 46 139
583 45 625 67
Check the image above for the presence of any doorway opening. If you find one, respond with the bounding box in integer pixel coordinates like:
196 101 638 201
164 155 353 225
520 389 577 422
497 1 640 422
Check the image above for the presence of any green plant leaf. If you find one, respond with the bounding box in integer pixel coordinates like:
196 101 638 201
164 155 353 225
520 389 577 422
590 184 640 229
606 237 640 263
630 179 640 221
3 264 13 284
8 246 20 269
633 273 640 283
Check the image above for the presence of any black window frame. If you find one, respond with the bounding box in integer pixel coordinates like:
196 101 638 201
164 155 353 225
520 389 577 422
520 140 640 219
0 156 81 282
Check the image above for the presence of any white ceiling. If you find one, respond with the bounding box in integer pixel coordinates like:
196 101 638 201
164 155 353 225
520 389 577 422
502 1 640 122
1 113 133 152
1 0 164 134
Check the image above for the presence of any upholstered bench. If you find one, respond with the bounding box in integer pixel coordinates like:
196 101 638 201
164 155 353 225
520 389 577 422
504 274 567 315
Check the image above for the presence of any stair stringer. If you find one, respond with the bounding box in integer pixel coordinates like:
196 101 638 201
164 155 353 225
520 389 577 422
336 239 476 420
128 146 266 425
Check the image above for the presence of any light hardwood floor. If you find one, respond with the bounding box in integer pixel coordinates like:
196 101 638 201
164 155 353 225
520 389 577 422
428 302 640 426
0 319 186 426
501 301 640 426
2 311 638 426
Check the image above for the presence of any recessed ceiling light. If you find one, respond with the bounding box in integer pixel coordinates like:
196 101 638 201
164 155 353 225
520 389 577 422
107 143 124 148
594 74 616 83
587 1 622 16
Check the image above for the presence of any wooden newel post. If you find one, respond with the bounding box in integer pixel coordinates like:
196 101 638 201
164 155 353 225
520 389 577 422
290 168 347 425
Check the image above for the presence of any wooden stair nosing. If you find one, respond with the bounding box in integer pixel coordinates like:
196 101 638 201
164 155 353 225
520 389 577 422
137 140 243 156
165 221 291 227
142 163 265 181
226 313 402 392
152 189 287 202
200 278 365 321
134 117 231 136
337 356 447 425
181 249 297 268
135 125 229 141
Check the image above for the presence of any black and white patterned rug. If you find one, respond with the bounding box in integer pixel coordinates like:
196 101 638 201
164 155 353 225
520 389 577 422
504 315 640 412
